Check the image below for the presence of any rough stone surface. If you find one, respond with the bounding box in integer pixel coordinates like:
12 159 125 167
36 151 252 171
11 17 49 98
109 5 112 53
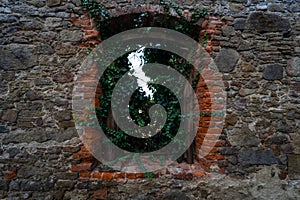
287 57 300 77
238 149 277 166
0 0 299 198
263 64 284 80
215 48 239 72
0 45 38 70
1 110 18 123
47 0 61 7
288 154 300 180
246 12 291 33
0 125 9 133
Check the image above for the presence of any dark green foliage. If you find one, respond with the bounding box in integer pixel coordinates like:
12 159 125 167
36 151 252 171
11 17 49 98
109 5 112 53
80 0 206 157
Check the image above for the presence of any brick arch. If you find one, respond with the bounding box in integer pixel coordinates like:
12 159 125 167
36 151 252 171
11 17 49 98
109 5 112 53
71 4 226 180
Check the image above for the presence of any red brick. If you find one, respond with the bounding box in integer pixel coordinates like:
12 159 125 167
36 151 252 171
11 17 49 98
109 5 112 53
135 173 144 178
126 173 136 179
193 172 205 177
101 172 113 181
85 30 99 36
79 171 91 179
205 153 225 160
73 152 93 159
70 163 93 172
219 167 226 174
4 171 16 179
92 172 102 179
72 19 91 26
113 173 125 179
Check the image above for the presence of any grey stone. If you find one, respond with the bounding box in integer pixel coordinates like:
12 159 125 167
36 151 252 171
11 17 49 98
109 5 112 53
55 180 75 190
263 64 283 80
55 43 78 55
256 4 268 10
229 3 245 13
0 45 38 70
33 193 53 200
218 147 238 155
50 127 77 142
34 78 53 86
0 179 10 191
55 172 78 180
288 154 300 180
162 190 190 200
215 48 239 72
59 30 82 42
18 166 51 179
291 135 300 154
265 134 289 145
268 3 284 12
238 40 253 51
291 5 300 12
0 7 11 13
234 18 246 30
37 43 54 55
0 71 15 81
44 17 62 28
1 109 18 123
6 148 20 159
52 71 74 83
238 88 256 97
222 26 235 37
233 98 247 111
225 113 238 126
0 14 17 23
54 111 71 122
228 125 260 147
64 190 89 200
47 0 61 7
287 57 300 77
0 125 8 133
238 148 277 166
71 0 82 6
20 19 43 30
27 0 46 8
3 128 49 144
246 12 291 33
26 90 43 101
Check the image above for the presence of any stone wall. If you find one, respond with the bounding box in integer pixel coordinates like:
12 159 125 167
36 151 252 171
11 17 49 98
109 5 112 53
0 0 300 199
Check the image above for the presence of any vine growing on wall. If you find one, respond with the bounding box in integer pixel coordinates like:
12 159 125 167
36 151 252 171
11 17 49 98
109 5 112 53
78 0 209 165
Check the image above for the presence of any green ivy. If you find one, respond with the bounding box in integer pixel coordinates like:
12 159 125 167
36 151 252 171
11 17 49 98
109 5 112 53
79 0 208 166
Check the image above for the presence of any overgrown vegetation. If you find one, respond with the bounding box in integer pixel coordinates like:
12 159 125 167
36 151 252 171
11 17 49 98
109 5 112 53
78 0 208 165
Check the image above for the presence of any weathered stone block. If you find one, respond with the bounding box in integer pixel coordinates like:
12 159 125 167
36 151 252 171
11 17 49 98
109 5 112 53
47 0 61 7
287 57 300 77
238 148 277 165
268 3 284 12
263 64 283 80
52 71 74 83
0 179 10 191
3 128 48 144
215 48 239 72
246 12 291 33
25 90 43 101
1 109 18 123
0 14 17 23
228 125 260 147
0 45 38 70
288 154 300 180
93 188 108 200
59 30 82 42
234 19 246 30
0 125 8 133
